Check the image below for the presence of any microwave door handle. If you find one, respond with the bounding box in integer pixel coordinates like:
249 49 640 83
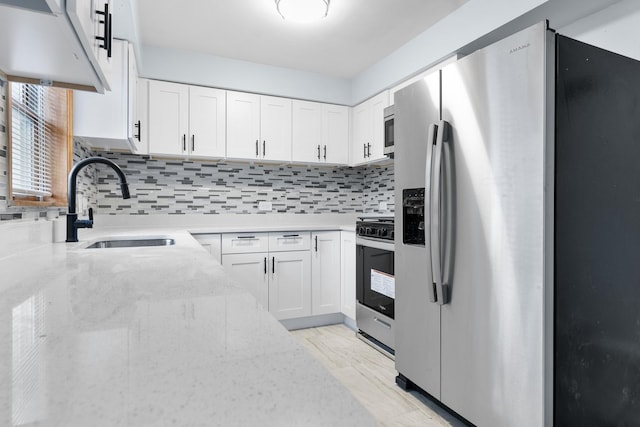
425 123 438 303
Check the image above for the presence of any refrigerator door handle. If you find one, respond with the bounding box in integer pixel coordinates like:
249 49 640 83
425 122 438 303
431 120 451 305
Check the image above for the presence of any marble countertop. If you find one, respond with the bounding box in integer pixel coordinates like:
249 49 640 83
0 228 374 426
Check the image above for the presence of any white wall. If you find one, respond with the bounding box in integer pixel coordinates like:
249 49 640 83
140 45 352 105
559 0 640 60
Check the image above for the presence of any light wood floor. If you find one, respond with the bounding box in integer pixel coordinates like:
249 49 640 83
291 324 465 427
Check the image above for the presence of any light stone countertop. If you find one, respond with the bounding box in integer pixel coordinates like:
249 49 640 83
0 228 375 426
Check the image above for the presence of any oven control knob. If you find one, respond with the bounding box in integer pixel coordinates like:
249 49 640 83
357 226 365 235
390 230 395 239
365 227 373 235
378 228 388 237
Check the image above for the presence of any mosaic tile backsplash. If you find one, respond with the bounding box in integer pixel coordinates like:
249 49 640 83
93 151 395 215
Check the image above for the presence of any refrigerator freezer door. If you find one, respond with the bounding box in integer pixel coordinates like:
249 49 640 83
440 22 548 426
394 71 442 398
555 35 640 426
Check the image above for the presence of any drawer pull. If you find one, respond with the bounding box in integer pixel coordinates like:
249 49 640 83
373 317 391 329
236 236 256 240
282 234 300 238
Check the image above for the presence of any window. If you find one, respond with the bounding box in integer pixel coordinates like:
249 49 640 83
8 82 72 206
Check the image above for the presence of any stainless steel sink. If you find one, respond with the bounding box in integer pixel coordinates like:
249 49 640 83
85 238 176 249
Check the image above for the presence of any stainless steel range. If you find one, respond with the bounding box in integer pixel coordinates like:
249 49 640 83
355 217 395 357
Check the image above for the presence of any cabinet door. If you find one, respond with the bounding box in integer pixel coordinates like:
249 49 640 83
66 0 112 90
269 251 311 320
226 91 260 160
148 80 189 156
189 86 226 158
292 100 322 163
340 231 356 320
368 91 390 161
311 231 342 315
133 78 149 154
322 104 349 165
72 39 127 142
351 102 372 165
127 42 137 144
222 253 269 309
261 96 292 162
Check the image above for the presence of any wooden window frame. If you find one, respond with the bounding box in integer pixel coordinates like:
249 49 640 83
7 83 73 207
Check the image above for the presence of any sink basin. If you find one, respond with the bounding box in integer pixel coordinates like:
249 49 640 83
85 238 176 249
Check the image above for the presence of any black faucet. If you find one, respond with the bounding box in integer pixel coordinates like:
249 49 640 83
66 157 130 242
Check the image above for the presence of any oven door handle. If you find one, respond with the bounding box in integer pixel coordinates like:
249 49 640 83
430 120 451 306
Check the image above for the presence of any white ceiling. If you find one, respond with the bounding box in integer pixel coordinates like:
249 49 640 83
137 0 469 79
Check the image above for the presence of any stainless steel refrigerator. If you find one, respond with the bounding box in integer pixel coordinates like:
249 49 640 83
394 21 640 426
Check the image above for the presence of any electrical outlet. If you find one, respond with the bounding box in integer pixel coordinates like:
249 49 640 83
258 201 273 211
379 202 388 211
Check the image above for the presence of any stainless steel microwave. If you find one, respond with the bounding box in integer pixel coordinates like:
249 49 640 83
383 105 395 155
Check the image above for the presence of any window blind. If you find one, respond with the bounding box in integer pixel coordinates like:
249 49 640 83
10 83 66 199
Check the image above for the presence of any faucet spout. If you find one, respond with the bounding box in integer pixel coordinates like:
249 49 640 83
66 157 130 242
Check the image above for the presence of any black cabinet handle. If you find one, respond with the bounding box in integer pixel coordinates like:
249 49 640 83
191 135 195 152
134 120 141 141
272 256 275 274
255 140 259 157
367 143 371 158
182 134 186 151
236 235 256 239
317 145 321 160
264 257 267 274
263 140 266 157
315 235 318 252
107 11 112 58
323 145 327 160
282 234 299 238
363 143 366 158
95 3 109 52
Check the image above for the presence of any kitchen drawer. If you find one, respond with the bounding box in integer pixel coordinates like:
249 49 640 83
221 233 269 254
268 232 311 252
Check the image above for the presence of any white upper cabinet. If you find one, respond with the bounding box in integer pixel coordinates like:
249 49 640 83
189 86 227 158
292 100 323 163
292 101 349 165
66 0 113 90
148 81 226 159
149 81 189 157
73 39 138 152
322 104 349 165
226 91 261 159
0 1 111 92
133 78 149 155
351 91 389 165
227 91 292 162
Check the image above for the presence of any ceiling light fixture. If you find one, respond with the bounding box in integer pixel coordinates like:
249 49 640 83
275 0 330 23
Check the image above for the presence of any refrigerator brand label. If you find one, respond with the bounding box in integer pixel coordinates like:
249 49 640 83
509 42 530 54
371 269 395 299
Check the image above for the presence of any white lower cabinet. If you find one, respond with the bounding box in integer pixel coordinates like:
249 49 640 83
340 231 356 320
311 231 342 315
222 252 269 309
220 230 343 322
221 232 312 320
269 251 311 320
